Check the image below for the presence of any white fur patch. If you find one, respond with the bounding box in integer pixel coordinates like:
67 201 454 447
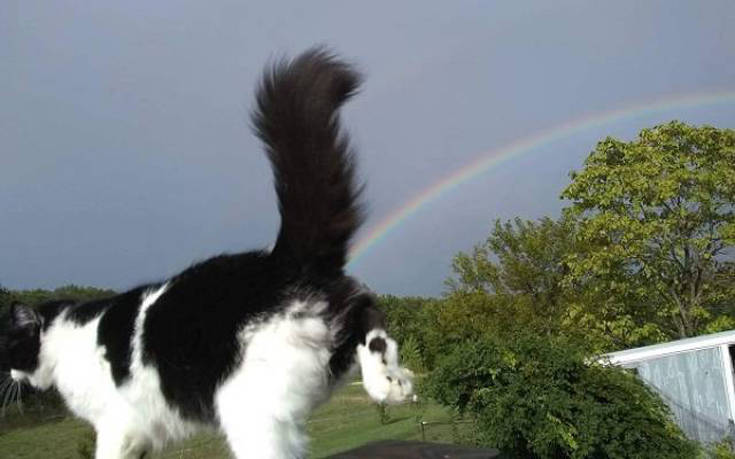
118 283 202 452
357 329 414 404
215 299 333 459
38 315 116 421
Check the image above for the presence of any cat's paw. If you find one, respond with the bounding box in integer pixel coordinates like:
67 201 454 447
357 330 414 404
363 363 414 405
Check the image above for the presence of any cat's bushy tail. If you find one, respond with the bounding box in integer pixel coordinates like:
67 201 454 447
252 47 364 279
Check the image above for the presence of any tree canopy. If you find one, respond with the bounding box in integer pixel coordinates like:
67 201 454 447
562 121 735 338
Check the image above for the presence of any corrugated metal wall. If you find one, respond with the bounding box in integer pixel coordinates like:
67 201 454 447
626 347 732 444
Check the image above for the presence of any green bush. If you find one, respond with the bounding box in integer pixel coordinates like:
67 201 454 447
425 333 698 458
709 438 735 459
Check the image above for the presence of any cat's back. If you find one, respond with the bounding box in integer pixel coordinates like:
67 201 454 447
128 249 298 421
144 250 293 346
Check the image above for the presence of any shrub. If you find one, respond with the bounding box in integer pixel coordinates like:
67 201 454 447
709 438 735 459
425 333 698 458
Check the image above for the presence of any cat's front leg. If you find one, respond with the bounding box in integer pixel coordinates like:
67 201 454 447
357 329 414 404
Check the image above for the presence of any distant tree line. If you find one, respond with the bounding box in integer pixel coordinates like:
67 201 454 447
0 285 116 313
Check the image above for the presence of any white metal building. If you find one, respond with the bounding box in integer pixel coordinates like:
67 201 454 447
603 329 735 444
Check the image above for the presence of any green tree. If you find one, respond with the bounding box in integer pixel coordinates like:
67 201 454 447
0 284 14 312
446 215 588 340
446 211 667 350
562 121 735 338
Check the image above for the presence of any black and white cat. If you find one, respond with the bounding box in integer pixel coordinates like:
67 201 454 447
0 48 413 459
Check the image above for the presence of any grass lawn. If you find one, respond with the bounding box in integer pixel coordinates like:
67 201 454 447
0 383 465 458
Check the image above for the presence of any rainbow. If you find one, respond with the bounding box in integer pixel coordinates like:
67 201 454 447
347 88 735 266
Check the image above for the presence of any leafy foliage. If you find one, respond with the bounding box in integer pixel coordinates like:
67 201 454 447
447 216 579 336
709 438 735 459
426 333 698 458
562 121 735 337
0 286 12 315
443 215 657 352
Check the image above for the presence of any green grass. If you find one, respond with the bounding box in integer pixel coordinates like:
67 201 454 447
0 417 92 459
0 383 465 458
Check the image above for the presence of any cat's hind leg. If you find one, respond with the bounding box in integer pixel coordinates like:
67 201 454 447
215 311 333 459
94 421 151 459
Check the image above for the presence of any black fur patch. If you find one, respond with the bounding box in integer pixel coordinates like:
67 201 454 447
0 318 40 373
67 297 115 324
97 285 156 385
368 337 387 354
36 300 75 331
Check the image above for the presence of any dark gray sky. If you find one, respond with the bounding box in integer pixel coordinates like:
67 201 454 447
2 1 734 296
